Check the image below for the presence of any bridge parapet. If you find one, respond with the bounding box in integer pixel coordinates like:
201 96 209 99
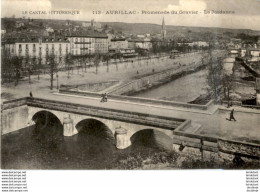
59 88 215 111
2 97 28 110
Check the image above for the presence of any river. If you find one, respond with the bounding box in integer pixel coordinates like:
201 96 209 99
2 114 173 169
133 69 209 103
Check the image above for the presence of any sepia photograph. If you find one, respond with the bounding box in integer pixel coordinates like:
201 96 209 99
1 0 260 174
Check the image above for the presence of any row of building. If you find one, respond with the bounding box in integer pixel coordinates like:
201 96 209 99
3 31 159 59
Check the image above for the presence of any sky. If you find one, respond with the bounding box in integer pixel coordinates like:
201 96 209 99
1 0 260 30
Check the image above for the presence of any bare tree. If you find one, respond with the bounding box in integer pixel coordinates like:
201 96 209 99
103 53 110 72
222 73 234 107
1 48 12 83
93 53 101 74
206 49 222 102
37 56 43 80
46 54 58 90
24 55 32 84
65 53 72 79
9 56 23 85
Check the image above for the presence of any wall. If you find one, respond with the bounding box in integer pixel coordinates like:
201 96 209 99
59 88 214 110
171 125 260 163
1 105 29 135
257 93 260 106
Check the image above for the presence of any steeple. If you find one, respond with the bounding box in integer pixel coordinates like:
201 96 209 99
161 17 166 40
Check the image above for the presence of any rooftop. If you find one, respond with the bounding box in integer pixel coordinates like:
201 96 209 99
4 33 69 43
111 38 126 41
67 30 108 38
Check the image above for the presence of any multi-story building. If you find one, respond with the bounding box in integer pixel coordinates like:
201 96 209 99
128 38 152 50
67 32 108 55
110 38 128 50
95 37 108 54
67 35 95 56
4 35 70 63
4 31 108 61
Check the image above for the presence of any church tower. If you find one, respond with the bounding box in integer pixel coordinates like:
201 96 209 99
161 17 166 40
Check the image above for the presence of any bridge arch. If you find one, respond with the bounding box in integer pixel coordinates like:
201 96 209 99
32 110 63 125
75 118 116 144
31 110 64 141
130 129 173 151
28 108 64 126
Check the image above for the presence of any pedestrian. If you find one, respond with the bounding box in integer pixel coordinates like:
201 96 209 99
100 94 105 102
30 91 33 98
104 93 108 102
227 109 236 121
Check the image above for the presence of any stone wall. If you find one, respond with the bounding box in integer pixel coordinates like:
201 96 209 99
172 129 260 163
59 88 214 110
1 105 29 135
218 139 260 161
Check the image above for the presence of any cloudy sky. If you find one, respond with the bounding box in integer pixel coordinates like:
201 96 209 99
2 0 260 30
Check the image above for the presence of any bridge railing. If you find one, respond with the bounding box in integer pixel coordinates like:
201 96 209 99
218 138 260 159
59 88 215 111
2 97 28 110
172 125 260 159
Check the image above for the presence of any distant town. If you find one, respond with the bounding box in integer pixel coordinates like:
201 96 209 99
2 16 260 62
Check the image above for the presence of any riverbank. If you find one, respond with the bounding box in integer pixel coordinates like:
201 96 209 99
123 64 207 97
1 51 205 102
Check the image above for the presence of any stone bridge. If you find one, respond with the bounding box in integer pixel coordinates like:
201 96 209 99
1 97 190 149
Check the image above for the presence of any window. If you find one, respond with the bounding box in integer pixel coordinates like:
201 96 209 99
19 44 22 49
26 44 28 49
